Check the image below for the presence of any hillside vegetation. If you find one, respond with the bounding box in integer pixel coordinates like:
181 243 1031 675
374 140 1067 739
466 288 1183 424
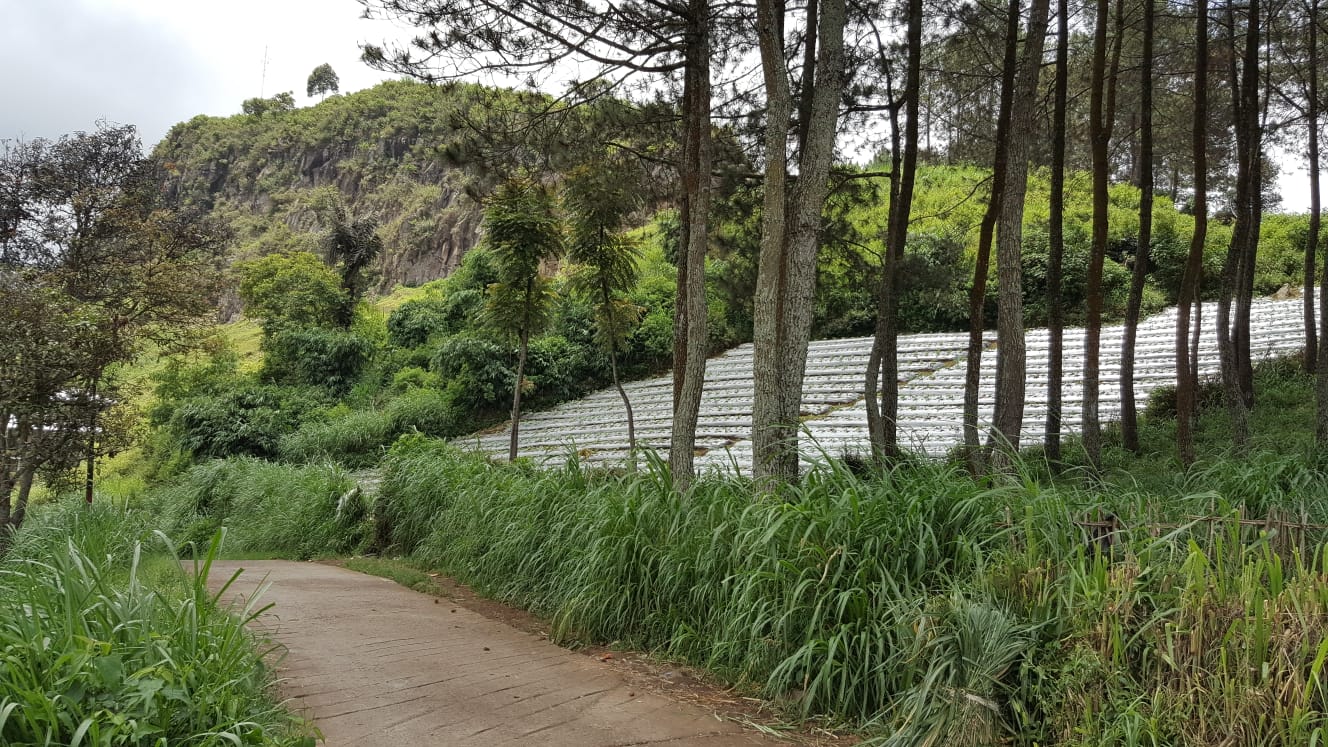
152 80 1315 336
156 81 500 294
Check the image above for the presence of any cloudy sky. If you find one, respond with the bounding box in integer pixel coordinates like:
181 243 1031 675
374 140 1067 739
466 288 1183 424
2 0 1322 212
1 0 405 146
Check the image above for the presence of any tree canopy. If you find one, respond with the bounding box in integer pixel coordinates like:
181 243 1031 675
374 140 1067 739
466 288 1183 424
307 63 340 99
0 123 225 532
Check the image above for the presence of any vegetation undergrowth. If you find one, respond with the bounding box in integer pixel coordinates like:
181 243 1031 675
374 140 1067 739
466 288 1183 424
368 436 1328 744
341 557 443 596
0 499 316 746
149 458 366 559
135 355 1328 744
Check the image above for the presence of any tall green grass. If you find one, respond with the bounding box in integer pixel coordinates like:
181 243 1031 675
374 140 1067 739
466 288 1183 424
0 500 315 746
128 357 1328 743
366 435 1328 743
150 457 367 558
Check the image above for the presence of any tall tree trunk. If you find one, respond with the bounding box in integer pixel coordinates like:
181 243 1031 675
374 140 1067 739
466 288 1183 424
0 473 12 531
12 466 34 530
1120 0 1155 454
1083 0 1122 471
509 324 530 462
752 0 794 482
864 97 902 463
84 377 98 504
1307 0 1320 376
752 0 847 483
963 0 1020 474
604 287 637 462
866 0 922 462
1046 0 1069 465
991 0 1051 458
671 0 712 491
1176 0 1208 466
1313 0 1328 446
1218 0 1257 448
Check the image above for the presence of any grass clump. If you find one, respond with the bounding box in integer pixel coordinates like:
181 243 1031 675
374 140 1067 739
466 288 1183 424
151 458 366 558
0 500 315 746
278 388 462 468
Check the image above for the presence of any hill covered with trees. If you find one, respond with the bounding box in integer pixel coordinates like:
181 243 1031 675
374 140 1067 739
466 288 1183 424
154 80 547 295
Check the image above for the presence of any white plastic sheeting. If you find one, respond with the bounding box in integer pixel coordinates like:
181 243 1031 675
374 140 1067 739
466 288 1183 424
455 295 1316 472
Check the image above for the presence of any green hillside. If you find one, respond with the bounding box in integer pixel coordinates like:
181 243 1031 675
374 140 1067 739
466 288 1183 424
154 80 502 295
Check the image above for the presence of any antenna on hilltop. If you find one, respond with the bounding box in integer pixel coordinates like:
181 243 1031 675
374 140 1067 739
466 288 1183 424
260 45 270 97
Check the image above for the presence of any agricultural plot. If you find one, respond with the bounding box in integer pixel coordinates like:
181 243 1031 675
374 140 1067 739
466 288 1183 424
457 296 1313 471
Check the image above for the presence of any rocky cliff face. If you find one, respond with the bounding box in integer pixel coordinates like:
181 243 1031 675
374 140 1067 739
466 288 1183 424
154 81 493 296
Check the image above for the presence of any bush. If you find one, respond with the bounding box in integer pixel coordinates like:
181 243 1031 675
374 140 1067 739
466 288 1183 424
170 384 328 460
432 334 513 410
391 365 440 393
386 288 485 348
279 408 396 468
263 326 374 394
525 333 606 404
386 387 462 437
278 388 463 468
1144 378 1226 419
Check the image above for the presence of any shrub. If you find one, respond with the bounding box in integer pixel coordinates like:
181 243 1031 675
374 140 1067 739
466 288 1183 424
432 334 512 410
262 327 374 394
386 387 462 437
386 288 485 348
279 409 396 468
391 365 441 393
1144 378 1226 419
170 384 328 460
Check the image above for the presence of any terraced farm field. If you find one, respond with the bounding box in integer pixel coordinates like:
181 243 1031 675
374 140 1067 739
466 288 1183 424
456 296 1315 472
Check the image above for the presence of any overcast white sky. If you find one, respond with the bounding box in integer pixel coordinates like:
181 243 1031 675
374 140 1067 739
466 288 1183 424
0 0 406 146
2 0 1323 212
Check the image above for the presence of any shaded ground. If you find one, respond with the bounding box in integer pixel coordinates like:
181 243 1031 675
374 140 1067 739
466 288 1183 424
209 560 828 746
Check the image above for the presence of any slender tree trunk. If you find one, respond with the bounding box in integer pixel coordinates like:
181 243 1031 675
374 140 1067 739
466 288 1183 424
603 287 637 462
12 466 34 529
1177 0 1208 466
0 473 12 530
865 99 902 461
1083 0 1122 471
867 0 922 462
1046 0 1069 465
752 0 794 482
963 0 1020 474
991 0 1050 459
84 377 98 504
609 345 636 461
1239 148 1262 406
671 0 712 490
1121 0 1155 454
1218 0 1257 447
1312 1 1328 445
752 0 847 483
1307 0 1320 376
509 326 530 462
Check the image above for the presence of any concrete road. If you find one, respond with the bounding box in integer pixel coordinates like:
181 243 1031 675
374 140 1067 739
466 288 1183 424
209 561 782 746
